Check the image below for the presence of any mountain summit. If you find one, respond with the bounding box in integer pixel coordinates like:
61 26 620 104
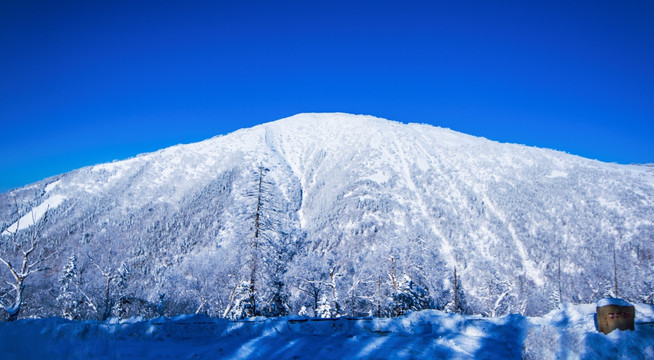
1 113 653 319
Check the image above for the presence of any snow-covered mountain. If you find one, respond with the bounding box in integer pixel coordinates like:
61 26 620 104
1 113 653 319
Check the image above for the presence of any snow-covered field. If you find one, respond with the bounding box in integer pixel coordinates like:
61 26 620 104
2 303 653 359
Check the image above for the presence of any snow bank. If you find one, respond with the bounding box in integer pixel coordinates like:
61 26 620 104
1 304 653 359
596 297 633 308
524 303 654 359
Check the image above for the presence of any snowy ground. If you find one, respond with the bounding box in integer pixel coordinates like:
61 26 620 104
1 303 653 359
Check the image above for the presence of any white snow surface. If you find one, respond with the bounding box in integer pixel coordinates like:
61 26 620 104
2 194 66 235
44 180 61 193
1 304 653 359
597 298 633 308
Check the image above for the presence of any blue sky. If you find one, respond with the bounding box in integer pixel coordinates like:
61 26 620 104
1 1 653 193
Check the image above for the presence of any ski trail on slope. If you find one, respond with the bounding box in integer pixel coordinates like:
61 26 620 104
404 128 511 270
2 195 67 235
264 126 308 227
404 130 481 267
477 192 545 287
264 127 294 203
390 130 455 268
408 127 545 287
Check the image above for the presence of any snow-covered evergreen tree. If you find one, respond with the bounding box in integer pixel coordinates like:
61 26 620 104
392 275 433 316
225 281 255 319
316 294 339 318
113 263 130 318
57 255 79 319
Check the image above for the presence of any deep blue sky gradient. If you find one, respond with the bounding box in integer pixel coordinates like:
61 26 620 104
1 1 653 192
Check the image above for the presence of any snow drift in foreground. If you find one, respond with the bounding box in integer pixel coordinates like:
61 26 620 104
2 303 653 360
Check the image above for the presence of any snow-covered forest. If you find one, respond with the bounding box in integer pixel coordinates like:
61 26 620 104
1 113 653 321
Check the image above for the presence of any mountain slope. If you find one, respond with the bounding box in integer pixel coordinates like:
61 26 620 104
1 113 653 318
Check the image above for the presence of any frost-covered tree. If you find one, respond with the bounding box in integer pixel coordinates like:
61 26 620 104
316 294 339 318
480 279 515 317
0 205 57 320
84 250 134 320
444 266 469 314
245 166 267 316
57 255 95 319
112 263 131 318
225 281 255 319
392 275 433 316
215 248 249 319
287 249 330 316
338 250 381 317
240 164 301 317
172 248 244 317
56 254 100 320
57 255 78 319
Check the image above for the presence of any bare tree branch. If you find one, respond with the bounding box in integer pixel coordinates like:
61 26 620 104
0 200 56 320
